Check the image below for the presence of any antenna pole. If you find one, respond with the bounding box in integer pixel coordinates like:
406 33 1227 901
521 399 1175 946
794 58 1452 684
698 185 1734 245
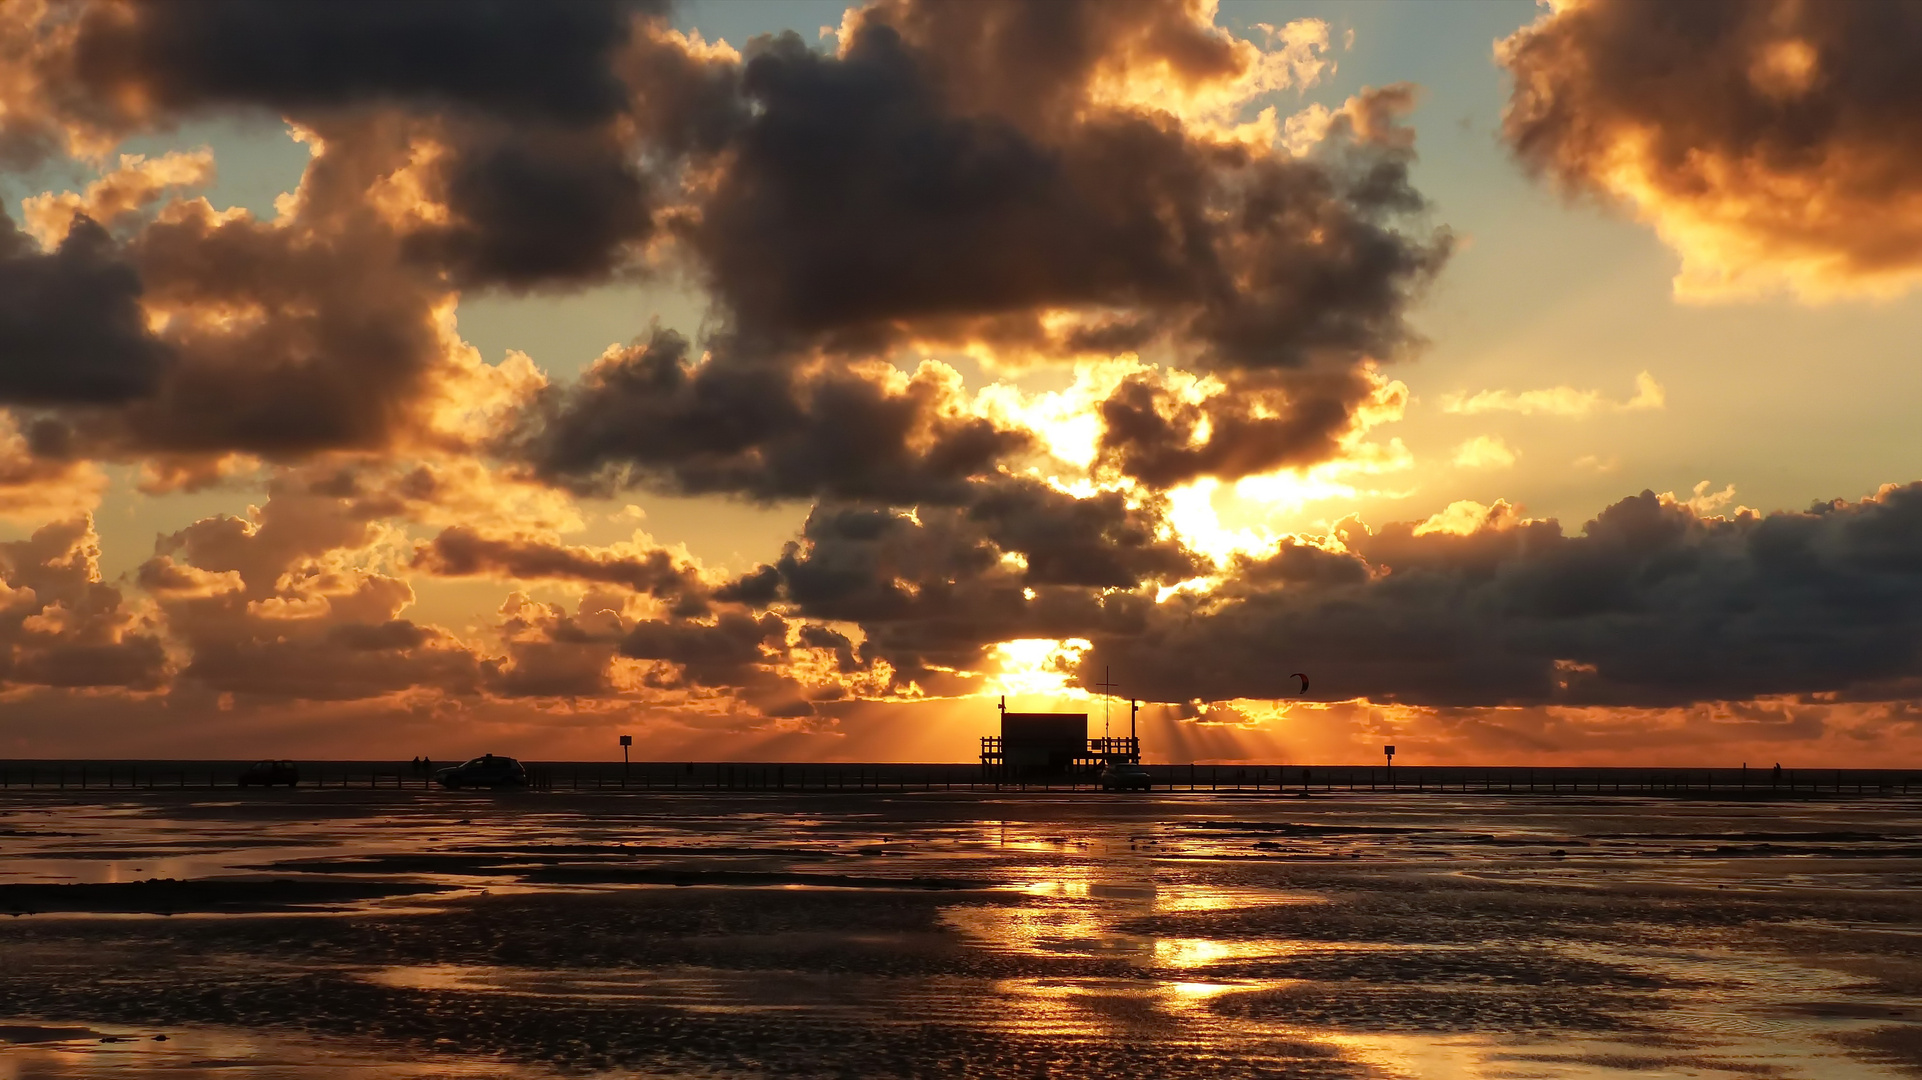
1093 666 1120 747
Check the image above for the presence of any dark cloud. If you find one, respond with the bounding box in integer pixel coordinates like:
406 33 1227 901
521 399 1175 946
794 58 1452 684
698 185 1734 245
413 526 709 615
516 328 1029 503
4 0 1450 496
733 479 1195 687
402 121 655 290
490 596 627 699
106 202 447 458
0 114 490 470
1087 484 1922 708
1098 367 1373 486
6 1 675 293
0 210 170 404
847 0 1250 132
690 17 1449 369
66 0 656 125
964 476 1202 588
620 609 814 716
1500 0 1922 295
510 0 1447 501
178 623 485 702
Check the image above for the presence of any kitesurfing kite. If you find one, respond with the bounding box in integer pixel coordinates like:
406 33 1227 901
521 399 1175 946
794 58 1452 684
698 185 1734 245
1292 672 1310 695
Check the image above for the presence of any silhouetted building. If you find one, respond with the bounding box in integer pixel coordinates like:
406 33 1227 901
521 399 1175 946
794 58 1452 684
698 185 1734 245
979 698 1139 776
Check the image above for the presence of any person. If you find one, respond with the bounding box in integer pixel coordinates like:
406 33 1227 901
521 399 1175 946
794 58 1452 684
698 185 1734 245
411 756 421 774
1772 762 1782 785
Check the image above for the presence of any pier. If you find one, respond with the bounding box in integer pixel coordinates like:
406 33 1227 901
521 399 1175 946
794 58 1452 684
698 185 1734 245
0 760 1918 798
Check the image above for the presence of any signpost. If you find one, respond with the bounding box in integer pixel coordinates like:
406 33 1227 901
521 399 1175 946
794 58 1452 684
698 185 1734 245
1384 744 1395 768
620 734 632 784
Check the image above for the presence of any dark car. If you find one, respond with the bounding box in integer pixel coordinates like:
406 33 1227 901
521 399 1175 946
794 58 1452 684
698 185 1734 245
1098 763 1153 791
238 760 299 787
434 754 529 789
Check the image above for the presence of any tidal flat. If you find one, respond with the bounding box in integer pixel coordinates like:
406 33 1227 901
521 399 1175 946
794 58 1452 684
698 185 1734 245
0 787 1918 1079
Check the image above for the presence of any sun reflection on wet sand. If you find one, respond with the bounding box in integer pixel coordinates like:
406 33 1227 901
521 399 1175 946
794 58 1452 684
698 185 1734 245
0 788 1918 1078
0 1023 536 1080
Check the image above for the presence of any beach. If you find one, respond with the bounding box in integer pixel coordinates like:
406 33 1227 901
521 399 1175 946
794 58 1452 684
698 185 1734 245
1 786 1918 1078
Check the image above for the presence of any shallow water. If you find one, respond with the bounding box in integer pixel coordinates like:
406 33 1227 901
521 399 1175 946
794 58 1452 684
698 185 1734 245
1 788 1918 1078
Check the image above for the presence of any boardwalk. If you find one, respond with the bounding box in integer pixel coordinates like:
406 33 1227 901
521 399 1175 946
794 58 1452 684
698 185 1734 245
1 760 1917 798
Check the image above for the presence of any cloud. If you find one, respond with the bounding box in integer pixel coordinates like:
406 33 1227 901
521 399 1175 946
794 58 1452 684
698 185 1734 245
0 208 171 404
1451 435 1516 469
513 329 1030 504
21 149 216 247
138 486 492 702
18 0 1916 762
44 0 658 135
117 466 870 716
1085 481 1922 709
15 133 550 472
4 2 680 292
1097 365 1386 487
1 516 167 691
1673 479 1738 516
0 0 1454 502
1500 0 1922 300
729 477 1202 691
413 526 710 615
0 416 109 520
1442 371 1663 417
692 16 1450 372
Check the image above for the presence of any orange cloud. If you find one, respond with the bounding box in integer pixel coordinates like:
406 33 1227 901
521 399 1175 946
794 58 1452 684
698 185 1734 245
1442 371 1664 416
1501 0 1922 300
21 148 215 248
1450 435 1517 470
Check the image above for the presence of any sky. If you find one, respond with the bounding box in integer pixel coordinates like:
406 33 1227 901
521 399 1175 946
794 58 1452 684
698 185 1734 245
2 0 1920 767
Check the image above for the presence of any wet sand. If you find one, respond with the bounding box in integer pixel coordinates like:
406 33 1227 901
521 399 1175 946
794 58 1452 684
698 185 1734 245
0 788 1918 1078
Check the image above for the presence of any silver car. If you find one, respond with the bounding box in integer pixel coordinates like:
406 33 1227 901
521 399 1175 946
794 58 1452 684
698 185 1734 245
1098 764 1153 791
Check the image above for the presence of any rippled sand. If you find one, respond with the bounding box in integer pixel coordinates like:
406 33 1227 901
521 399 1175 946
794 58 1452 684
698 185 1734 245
1 788 1918 1078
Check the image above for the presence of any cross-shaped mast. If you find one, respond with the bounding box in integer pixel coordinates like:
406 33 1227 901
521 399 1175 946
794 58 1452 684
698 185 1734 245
1094 665 1119 741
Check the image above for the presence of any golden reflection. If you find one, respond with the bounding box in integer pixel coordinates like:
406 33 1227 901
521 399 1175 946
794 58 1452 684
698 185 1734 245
1151 937 1281 969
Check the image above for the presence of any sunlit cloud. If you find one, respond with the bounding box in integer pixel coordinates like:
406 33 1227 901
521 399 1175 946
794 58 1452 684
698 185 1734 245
1411 498 1527 538
1451 435 1516 470
1441 371 1663 417
1 0 1917 769
1668 480 1741 517
1501 0 1922 301
21 149 216 248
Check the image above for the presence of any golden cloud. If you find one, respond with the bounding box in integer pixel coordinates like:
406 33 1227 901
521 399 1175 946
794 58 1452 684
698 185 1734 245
1501 0 1922 300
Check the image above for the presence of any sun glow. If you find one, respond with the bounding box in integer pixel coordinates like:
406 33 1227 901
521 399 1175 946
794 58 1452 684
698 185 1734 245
989 638 1092 699
1166 479 1271 564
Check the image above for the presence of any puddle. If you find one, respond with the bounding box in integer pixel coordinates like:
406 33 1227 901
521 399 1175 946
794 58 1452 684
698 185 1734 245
1 789 1918 1078
0 1021 544 1079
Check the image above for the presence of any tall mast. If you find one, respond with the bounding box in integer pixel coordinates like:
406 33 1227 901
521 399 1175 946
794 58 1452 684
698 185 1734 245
1094 665 1118 742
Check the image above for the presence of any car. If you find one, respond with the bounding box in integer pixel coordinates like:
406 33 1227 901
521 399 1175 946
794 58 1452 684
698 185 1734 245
1098 763 1153 791
238 760 299 787
434 754 529 789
